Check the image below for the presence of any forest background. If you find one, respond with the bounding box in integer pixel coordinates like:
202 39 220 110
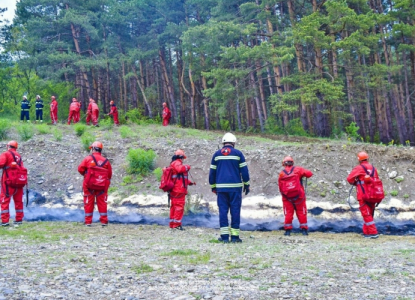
1 0 415 145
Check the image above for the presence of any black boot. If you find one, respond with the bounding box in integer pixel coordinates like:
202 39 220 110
231 236 243 243
284 230 291 236
175 225 185 231
218 234 229 243
301 228 308 236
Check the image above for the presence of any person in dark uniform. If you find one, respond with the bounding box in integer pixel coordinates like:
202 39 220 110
20 96 31 122
35 95 44 122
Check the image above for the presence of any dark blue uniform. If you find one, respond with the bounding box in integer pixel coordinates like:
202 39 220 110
209 145 250 242
35 98 44 121
20 99 31 121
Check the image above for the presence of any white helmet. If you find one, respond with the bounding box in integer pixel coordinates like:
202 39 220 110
222 132 237 144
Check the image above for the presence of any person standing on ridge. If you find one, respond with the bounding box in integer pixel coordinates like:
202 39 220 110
86 98 93 126
107 100 119 125
87 98 99 127
35 95 44 122
50 95 58 125
162 102 171 126
78 141 112 227
74 98 81 123
67 98 80 125
278 156 313 236
347 152 381 239
209 133 250 243
20 96 31 122
169 149 195 230
0 141 26 226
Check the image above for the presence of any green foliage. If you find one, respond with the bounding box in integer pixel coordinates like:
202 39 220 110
390 190 399 197
52 128 63 141
126 148 156 175
126 108 159 125
119 126 135 138
161 249 199 256
81 132 95 152
99 117 113 130
36 124 51 134
286 119 309 136
74 124 87 136
403 194 409 199
0 119 11 140
132 264 154 274
153 167 163 181
345 122 361 141
108 187 118 194
17 124 34 141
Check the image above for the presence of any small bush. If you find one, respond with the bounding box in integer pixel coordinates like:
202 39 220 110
81 132 95 152
74 124 87 136
403 194 409 199
0 119 10 140
52 128 63 141
132 264 154 274
345 122 361 141
108 187 118 194
390 190 399 197
99 117 113 130
17 124 34 141
36 124 51 134
153 167 163 181
126 148 156 175
119 126 135 138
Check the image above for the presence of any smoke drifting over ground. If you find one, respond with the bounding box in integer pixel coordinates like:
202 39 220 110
7 190 415 236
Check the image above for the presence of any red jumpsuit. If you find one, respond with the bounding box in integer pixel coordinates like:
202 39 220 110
67 102 80 124
74 102 81 123
50 99 58 124
86 103 93 125
169 159 193 228
78 153 112 225
0 150 24 224
91 103 99 125
162 107 171 126
108 104 119 125
278 166 313 230
347 162 379 235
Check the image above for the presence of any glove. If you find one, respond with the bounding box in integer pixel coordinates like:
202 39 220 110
212 188 217 194
243 185 250 195
189 182 196 186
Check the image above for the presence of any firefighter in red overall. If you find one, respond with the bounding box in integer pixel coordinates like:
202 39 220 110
278 156 313 236
162 102 171 126
107 100 119 125
74 98 81 123
86 98 93 125
0 141 25 226
78 142 112 226
347 152 379 239
169 149 195 230
50 96 58 124
67 98 80 125
90 98 99 126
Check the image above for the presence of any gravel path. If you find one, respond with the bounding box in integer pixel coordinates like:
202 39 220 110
0 222 414 300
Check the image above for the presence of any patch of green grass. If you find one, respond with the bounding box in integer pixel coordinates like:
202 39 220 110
17 124 34 141
230 275 253 281
153 167 163 181
225 262 244 270
161 249 199 256
132 264 154 274
119 126 135 138
126 148 156 175
52 128 63 141
187 252 211 264
36 124 51 134
0 119 10 140
403 194 409 199
395 177 404 183
81 132 95 152
108 187 118 194
74 124 87 136
397 249 415 255
390 190 399 197
209 239 220 243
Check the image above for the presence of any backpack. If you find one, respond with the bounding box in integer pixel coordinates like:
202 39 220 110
159 166 175 192
358 164 385 204
3 151 28 189
278 167 304 202
84 155 109 191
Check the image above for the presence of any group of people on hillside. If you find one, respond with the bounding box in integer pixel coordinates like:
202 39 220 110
0 130 382 240
18 95 173 127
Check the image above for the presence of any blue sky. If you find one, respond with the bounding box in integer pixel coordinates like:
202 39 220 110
0 0 17 23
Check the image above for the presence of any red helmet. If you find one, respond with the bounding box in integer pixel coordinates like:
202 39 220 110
282 156 294 166
357 151 369 162
110 100 114 105
89 141 103 150
7 140 18 149
175 149 186 159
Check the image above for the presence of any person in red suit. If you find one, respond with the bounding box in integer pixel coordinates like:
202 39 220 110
278 156 313 236
67 98 80 124
86 98 93 125
347 151 379 239
74 98 81 123
78 141 112 226
169 149 195 230
162 102 171 126
0 141 25 226
90 98 99 126
107 101 119 125
50 96 58 124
